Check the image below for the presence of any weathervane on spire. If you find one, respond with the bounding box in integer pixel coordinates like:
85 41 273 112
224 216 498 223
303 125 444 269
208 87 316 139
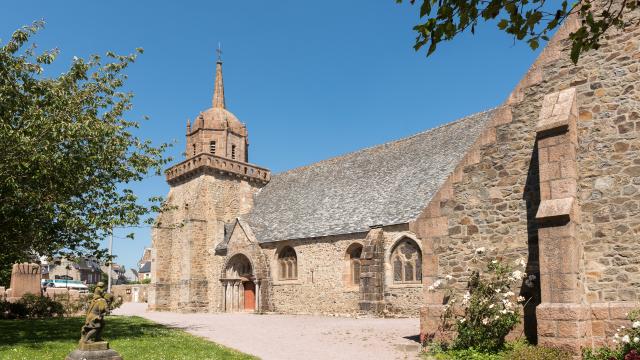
216 42 223 63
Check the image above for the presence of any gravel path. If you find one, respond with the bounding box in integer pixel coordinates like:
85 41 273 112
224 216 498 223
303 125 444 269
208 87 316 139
113 303 421 360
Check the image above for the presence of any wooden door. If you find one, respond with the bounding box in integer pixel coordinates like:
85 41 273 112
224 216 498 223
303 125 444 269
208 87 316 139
243 281 255 311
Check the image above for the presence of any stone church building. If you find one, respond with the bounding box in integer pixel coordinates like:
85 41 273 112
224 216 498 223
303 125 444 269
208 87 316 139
149 55 461 316
150 7 639 353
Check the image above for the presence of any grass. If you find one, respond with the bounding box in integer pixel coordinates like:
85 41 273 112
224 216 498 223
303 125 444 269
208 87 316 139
0 316 257 360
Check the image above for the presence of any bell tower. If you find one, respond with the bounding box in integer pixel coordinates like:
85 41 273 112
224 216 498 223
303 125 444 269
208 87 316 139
150 52 270 312
184 54 250 163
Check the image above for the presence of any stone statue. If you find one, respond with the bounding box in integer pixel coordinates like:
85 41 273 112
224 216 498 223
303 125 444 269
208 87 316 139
66 282 122 360
80 285 110 343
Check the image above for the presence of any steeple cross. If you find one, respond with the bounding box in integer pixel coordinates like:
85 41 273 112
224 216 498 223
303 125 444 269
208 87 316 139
216 42 223 63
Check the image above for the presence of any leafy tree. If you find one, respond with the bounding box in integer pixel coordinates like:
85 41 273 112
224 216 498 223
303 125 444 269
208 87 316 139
397 0 639 63
0 21 171 286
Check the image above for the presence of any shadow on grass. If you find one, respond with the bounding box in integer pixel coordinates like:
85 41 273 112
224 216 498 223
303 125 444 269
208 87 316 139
0 315 167 347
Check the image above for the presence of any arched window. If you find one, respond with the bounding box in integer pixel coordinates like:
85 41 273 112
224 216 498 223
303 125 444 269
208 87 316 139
345 243 363 287
278 246 297 280
209 141 216 154
192 144 196 156
231 145 236 160
391 238 422 284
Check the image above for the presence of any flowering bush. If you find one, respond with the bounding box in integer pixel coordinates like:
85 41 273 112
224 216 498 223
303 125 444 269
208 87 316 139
428 249 533 353
584 310 640 360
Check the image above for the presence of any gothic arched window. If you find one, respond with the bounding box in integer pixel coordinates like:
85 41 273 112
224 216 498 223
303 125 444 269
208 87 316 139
391 238 422 284
345 243 362 287
278 246 297 280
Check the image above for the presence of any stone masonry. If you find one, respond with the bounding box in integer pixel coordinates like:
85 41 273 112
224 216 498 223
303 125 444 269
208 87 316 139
152 9 639 353
7 263 41 301
417 7 640 355
150 57 425 316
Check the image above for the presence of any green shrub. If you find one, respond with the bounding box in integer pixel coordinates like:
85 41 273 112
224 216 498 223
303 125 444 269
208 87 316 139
0 299 27 319
425 341 571 360
0 294 65 319
430 348 502 360
19 293 65 318
501 340 571 360
583 310 640 360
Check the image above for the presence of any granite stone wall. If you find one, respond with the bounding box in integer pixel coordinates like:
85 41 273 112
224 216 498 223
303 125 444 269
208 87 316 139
150 170 427 316
261 224 423 316
415 9 640 352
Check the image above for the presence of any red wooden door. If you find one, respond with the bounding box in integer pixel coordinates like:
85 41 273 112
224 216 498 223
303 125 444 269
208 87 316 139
243 281 255 310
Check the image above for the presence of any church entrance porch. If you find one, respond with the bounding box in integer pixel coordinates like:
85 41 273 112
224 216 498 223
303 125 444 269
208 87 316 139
221 254 261 312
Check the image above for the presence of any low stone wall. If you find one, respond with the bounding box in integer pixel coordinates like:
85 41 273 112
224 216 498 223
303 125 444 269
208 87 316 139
112 284 149 303
43 287 83 300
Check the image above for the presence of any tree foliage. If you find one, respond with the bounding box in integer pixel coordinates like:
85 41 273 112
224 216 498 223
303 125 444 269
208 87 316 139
0 21 171 285
398 0 639 63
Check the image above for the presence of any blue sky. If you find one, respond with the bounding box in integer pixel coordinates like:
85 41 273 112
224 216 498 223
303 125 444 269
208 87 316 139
2 1 544 271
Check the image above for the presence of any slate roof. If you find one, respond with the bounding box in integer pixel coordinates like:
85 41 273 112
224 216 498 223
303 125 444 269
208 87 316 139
244 108 496 243
139 261 151 273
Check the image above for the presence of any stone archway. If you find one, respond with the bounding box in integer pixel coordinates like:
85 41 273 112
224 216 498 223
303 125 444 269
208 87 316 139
221 253 260 312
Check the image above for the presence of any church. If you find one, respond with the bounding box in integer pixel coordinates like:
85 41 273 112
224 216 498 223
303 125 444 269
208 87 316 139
148 54 488 316
150 9 640 353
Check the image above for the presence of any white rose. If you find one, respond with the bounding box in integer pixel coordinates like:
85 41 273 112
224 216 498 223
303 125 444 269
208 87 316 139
622 335 631 343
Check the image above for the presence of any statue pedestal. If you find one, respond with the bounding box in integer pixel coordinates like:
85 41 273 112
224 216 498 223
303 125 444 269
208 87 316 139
66 341 122 360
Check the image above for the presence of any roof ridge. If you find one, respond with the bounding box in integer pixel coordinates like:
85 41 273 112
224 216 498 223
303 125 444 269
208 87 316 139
273 107 498 177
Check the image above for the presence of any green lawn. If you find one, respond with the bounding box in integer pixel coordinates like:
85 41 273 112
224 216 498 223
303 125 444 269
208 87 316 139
0 316 257 360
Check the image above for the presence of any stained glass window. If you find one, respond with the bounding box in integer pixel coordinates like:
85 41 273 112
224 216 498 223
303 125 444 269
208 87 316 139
391 239 422 284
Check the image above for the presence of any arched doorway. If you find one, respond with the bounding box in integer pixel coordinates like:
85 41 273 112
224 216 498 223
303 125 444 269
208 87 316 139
221 254 260 312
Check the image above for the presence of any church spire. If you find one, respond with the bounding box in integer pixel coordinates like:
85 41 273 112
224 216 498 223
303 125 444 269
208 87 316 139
212 43 225 109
